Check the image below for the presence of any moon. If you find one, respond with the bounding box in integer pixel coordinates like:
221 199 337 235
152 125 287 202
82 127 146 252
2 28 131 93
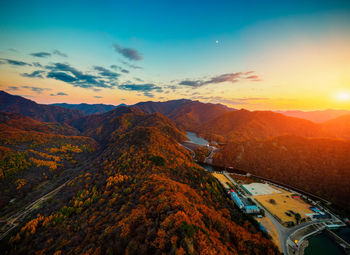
215 40 219 44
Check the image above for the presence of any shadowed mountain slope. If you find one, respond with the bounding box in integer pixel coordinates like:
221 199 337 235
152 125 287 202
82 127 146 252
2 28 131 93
0 91 84 123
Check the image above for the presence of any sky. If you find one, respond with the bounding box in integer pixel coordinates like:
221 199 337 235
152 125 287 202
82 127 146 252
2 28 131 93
0 0 350 110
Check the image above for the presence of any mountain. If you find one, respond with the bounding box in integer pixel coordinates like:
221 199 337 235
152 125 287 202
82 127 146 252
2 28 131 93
52 103 126 115
0 113 98 215
132 99 234 130
0 91 84 123
276 109 350 123
0 112 79 135
322 114 350 139
2 108 279 255
198 109 325 142
71 106 186 144
213 135 350 210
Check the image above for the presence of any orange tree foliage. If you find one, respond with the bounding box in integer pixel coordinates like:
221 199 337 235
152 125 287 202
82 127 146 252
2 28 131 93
4 109 279 255
0 118 98 212
213 135 350 211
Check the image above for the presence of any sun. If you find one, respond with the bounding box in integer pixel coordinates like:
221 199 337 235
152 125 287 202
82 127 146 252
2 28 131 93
335 92 350 102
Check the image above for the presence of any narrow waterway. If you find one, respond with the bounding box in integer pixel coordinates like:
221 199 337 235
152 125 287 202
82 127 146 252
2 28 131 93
186 131 209 146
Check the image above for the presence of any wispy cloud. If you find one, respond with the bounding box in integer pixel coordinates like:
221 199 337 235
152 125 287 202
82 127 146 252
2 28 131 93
30 52 51 58
32 62 43 67
45 62 119 89
113 44 142 61
52 49 68 57
110 65 129 73
179 72 261 88
121 61 143 69
0 58 31 66
22 86 51 94
6 86 20 91
118 83 162 97
94 96 103 98
94 66 120 78
190 95 269 106
21 70 45 78
50 92 68 96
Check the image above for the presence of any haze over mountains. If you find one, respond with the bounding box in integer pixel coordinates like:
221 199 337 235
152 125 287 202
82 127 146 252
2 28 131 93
276 109 350 123
52 103 126 115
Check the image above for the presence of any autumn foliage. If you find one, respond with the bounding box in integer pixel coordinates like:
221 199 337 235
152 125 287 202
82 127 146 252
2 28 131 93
3 109 279 255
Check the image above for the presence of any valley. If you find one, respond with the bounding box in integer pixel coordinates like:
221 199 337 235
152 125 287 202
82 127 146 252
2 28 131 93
0 91 349 255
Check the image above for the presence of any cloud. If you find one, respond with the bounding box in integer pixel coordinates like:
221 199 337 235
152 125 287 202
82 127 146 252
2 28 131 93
47 71 77 82
50 92 68 96
0 58 31 66
113 43 142 61
118 83 162 97
93 66 120 78
6 86 20 91
110 65 129 73
45 62 118 89
52 49 68 57
94 96 103 98
22 86 51 94
121 61 142 69
190 96 269 106
178 72 261 88
30 52 51 58
32 62 43 67
21 70 45 78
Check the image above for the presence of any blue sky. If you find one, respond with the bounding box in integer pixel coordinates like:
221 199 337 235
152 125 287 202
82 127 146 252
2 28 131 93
1 0 350 110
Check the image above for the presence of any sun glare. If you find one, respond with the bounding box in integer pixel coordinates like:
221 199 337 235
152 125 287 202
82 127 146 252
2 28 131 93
335 92 350 102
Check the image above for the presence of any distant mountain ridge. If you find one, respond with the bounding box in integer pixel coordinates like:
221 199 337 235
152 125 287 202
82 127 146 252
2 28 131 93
132 99 235 130
52 103 127 115
197 109 327 142
0 91 84 123
276 109 350 123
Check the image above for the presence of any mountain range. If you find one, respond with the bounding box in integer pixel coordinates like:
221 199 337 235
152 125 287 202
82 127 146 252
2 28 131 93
51 103 126 115
0 90 349 253
0 94 279 254
276 109 350 123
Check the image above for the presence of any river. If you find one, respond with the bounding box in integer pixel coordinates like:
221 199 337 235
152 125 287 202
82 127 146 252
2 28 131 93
186 131 247 175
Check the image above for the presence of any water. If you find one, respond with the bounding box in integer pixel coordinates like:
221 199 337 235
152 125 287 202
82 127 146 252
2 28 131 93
335 227 350 243
186 131 209 146
304 231 346 255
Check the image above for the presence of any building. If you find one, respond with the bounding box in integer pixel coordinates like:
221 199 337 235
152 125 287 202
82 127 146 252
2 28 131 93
230 189 245 209
244 205 260 214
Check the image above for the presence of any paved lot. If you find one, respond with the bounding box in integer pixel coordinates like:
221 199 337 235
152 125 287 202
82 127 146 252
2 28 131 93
242 183 281 195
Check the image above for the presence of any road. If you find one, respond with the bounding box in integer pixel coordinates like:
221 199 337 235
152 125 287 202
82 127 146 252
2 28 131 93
0 178 72 241
203 145 218 165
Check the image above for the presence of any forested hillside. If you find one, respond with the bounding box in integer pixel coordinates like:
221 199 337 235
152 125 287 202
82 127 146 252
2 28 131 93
0 91 84 123
197 109 326 142
132 99 233 130
213 136 350 210
2 108 279 255
0 113 98 216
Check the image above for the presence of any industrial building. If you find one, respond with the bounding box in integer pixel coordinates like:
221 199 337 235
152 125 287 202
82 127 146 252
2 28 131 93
229 189 260 214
